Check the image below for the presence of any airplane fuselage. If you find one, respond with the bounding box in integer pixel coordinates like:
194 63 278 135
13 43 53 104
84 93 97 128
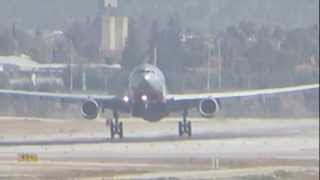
128 64 168 121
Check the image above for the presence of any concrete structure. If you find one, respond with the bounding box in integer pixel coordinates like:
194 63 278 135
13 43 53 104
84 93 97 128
0 55 38 72
100 16 128 56
0 55 121 91
0 55 121 73
98 0 118 9
98 0 128 59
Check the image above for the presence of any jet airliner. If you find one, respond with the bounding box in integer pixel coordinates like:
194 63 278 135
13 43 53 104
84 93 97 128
0 64 318 139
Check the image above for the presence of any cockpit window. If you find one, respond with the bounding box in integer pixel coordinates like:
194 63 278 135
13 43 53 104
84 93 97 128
140 69 154 74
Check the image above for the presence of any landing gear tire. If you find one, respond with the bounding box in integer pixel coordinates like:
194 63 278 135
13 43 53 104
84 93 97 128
178 109 192 137
110 121 115 139
110 110 124 139
119 122 123 139
110 120 123 139
178 120 192 137
178 122 183 136
187 121 192 137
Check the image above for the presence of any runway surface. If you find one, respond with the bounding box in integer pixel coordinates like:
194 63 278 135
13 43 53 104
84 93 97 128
0 123 312 146
0 117 318 179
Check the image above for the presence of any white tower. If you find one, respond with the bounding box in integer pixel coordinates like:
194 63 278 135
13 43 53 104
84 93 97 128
99 0 118 10
99 0 128 59
100 16 128 52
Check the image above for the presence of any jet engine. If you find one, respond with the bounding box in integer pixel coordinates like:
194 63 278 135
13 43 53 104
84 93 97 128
81 99 100 120
199 98 220 117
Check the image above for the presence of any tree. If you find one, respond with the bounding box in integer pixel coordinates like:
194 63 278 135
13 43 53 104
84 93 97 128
28 29 51 63
121 20 144 70
157 15 183 72
0 29 15 55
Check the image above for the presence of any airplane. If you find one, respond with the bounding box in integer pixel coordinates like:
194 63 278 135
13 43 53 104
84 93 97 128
0 63 319 139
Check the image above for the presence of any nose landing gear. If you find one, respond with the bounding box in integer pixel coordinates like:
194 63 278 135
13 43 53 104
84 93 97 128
178 109 192 137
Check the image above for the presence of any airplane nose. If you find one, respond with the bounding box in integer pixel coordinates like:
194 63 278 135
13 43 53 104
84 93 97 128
140 73 159 90
143 74 152 81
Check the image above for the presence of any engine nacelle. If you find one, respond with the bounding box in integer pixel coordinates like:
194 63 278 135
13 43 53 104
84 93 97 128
199 98 220 118
81 99 100 120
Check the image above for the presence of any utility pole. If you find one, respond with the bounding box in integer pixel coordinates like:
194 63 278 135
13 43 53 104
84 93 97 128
69 40 74 92
217 39 222 89
207 45 211 92
82 67 87 91
105 68 109 92
206 42 214 92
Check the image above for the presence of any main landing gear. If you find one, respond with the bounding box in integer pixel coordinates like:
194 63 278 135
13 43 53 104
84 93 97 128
178 109 192 137
107 109 192 139
110 110 123 139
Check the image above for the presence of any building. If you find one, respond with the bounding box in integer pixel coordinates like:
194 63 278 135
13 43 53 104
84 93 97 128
0 55 38 72
100 16 128 57
98 0 118 9
98 0 128 60
0 55 121 91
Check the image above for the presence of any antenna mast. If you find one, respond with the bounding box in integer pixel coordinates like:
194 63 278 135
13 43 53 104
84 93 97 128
153 47 157 66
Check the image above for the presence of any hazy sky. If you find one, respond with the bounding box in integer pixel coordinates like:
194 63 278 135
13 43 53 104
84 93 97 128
0 0 98 29
0 0 318 31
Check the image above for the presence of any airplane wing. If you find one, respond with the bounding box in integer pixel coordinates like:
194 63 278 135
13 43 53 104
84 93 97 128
166 84 319 111
0 89 123 110
0 83 318 113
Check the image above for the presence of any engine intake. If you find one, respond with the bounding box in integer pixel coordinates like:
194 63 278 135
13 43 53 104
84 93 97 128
81 99 100 119
199 98 220 118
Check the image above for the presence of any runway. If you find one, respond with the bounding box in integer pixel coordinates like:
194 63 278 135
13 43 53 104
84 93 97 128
0 126 311 146
0 117 318 179
0 117 315 145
